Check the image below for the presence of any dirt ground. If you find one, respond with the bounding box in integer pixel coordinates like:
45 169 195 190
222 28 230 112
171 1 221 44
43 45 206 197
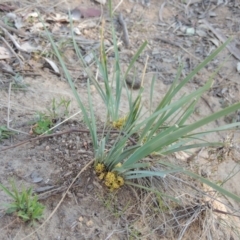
1 0 240 239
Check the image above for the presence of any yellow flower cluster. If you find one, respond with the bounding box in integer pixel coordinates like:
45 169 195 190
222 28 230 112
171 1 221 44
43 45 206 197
94 163 124 191
95 163 105 174
112 116 127 129
104 172 124 191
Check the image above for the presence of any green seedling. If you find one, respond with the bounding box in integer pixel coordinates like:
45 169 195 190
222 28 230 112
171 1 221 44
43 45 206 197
2 15 15 27
156 195 169 212
0 126 14 142
10 74 29 91
32 97 70 135
0 180 45 223
0 74 29 92
13 74 28 88
129 226 142 240
40 38 70 60
33 112 53 135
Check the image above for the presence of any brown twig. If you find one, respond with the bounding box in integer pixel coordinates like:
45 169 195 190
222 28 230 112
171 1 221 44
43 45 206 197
7 83 29 135
0 35 23 67
0 20 26 37
155 37 201 61
0 128 137 152
200 96 220 127
0 26 28 53
159 1 166 22
118 13 130 48
200 19 240 61
212 208 240 218
141 55 149 87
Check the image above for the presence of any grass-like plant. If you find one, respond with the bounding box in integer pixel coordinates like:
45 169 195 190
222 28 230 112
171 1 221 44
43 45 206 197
43 13 240 201
0 125 14 142
46 97 71 121
0 180 45 223
92 38 240 195
70 13 147 128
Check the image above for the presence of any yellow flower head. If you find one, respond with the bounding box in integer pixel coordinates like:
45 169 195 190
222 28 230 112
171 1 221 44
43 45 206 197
105 180 111 187
112 116 127 129
111 182 120 190
103 171 125 190
117 176 124 186
95 163 105 174
105 172 116 184
115 163 122 168
98 172 105 180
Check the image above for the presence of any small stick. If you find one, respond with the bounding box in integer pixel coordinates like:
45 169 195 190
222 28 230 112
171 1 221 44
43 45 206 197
212 208 240 218
7 83 29 135
200 96 220 127
113 0 123 13
0 20 25 36
0 36 23 67
0 128 138 152
40 110 82 136
200 19 240 60
141 55 149 87
118 13 130 48
0 26 31 54
155 37 201 61
159 1 166 22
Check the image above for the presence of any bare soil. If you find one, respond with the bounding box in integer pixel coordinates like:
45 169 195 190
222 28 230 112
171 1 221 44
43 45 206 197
1 0 240 239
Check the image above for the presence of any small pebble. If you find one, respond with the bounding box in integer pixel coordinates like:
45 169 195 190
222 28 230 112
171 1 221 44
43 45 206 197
90 85 96 92
84 53 94 64
186 27 195 35
86 220 93 227
79 216 84 222
125 74 141 90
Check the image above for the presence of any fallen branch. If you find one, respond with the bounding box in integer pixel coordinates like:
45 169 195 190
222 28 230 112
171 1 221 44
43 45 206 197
200 19 240 60
0 128 137 152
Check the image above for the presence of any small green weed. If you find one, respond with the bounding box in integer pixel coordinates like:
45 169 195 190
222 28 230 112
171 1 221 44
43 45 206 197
0 180 45 223
129 226 142 240
32 97 71 135
0 126 14 142
33 112 53 135
13 74 29 89
156 195 169 212
101 194 118 216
